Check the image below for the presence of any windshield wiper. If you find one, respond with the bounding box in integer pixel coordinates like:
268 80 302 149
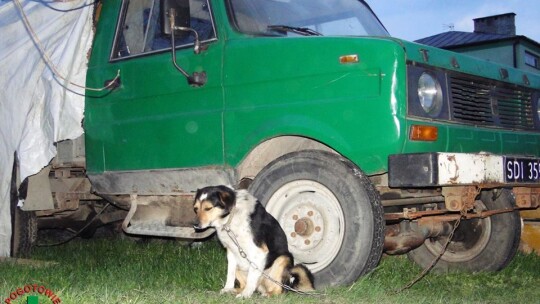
267 25 323 36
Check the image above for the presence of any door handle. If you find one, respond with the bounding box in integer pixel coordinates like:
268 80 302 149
103 76 121 90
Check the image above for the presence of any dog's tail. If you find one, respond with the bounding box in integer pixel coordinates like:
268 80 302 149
289 264 315 291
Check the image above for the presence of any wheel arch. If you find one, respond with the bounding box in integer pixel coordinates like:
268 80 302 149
236 136 340 182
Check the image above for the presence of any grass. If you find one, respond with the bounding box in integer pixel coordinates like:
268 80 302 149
1 234 540 303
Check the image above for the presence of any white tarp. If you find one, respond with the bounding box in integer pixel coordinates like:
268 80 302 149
0 0 93 256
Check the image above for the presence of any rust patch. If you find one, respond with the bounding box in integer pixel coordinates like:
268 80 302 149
385 207 516 222
446 155 460 184
513 187 540 208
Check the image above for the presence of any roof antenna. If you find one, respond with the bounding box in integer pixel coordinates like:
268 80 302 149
443 23 455 31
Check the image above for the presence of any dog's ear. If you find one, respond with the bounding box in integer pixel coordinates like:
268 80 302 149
194 188 202 202
217 186 236 210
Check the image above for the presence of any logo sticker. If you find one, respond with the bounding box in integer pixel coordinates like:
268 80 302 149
4 284 62 304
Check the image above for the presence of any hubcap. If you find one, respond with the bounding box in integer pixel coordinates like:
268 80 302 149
265 180 345 272
285 205 323 250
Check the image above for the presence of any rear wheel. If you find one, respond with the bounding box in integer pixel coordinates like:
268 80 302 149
10 158 37 258
249 150 384 287
407 189 521 272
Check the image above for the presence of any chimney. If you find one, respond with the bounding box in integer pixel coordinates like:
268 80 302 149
473 13 516 36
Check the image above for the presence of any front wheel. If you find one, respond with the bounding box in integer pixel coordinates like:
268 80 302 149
248 150 384 287
407 189 521 272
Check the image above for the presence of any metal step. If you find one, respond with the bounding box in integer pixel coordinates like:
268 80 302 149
124 221 215 239
122 197 215 239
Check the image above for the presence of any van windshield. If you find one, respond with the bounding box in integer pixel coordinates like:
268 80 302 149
227 0 389 37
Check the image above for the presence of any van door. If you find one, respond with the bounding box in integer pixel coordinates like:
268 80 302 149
85 0 223 174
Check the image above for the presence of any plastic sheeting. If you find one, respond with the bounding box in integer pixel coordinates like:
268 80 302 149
0 0 94 256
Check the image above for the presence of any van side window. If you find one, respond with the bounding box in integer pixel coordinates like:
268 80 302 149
111 0 216 60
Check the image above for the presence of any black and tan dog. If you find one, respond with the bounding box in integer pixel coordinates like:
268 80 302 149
193 185 315 298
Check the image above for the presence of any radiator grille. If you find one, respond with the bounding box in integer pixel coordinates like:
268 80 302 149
450 75 535 130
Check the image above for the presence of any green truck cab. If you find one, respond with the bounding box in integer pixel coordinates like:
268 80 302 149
18 0 540 288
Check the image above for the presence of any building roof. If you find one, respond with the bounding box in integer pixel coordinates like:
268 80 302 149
473 12 516 23
415 31 540 50
415 31 513 48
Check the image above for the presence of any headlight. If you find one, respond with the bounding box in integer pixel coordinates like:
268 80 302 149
407 65 448 120
417 72 443 117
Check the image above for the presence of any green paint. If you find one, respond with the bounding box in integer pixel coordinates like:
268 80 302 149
84 0 540 180
26 296 39 304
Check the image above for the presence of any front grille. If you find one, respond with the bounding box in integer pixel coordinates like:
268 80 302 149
449 75 535 130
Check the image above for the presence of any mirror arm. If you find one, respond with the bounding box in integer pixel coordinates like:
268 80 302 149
169 8 207 87
173 26 201 54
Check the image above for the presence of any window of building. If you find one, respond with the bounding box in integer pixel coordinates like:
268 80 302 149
524 51 539 69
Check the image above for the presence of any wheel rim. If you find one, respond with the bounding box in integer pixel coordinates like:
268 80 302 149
265 180 345 273
425 200 491 262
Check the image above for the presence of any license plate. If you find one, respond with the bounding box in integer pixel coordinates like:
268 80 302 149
504 157 540 183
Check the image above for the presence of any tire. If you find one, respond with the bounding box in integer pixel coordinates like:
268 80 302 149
407 189 521 272
10 158 37 258
248 150 384 287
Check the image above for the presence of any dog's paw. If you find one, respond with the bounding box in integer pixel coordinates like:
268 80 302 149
236 291 253 299
219 288 236 295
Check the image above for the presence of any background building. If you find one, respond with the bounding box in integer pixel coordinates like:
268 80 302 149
416 13 540 74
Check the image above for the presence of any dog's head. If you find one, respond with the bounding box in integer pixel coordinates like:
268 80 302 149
193 185 236 229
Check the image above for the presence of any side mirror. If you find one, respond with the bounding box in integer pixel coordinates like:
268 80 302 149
161 0 207 87
161 0 190 36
